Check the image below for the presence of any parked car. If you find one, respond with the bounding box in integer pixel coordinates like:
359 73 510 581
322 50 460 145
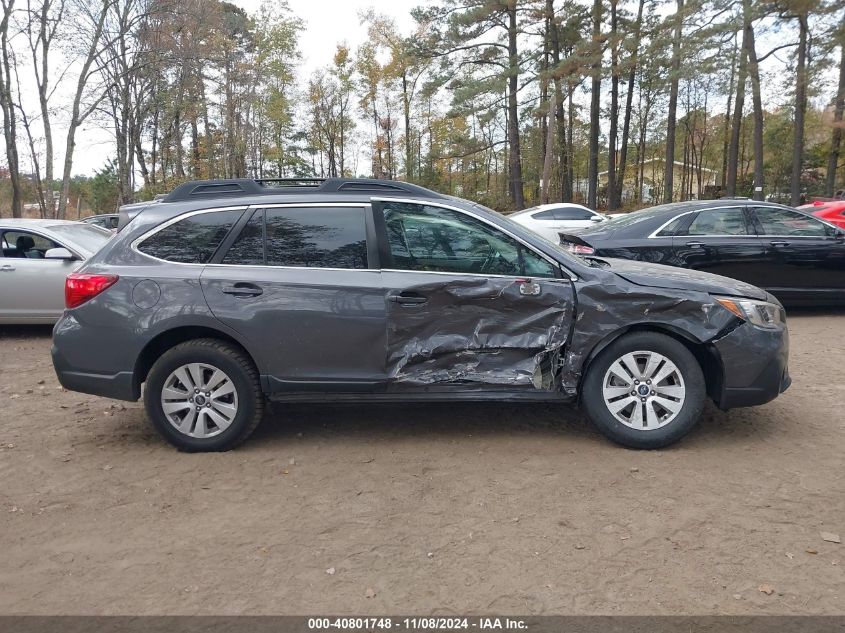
52 178 790 452
510 203 605 242
559 200 845 306
81 214 120 232
0 220 112 324
798 200 845 230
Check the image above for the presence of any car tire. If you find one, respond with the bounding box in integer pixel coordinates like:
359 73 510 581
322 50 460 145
581 331 705 449
144 338 264 452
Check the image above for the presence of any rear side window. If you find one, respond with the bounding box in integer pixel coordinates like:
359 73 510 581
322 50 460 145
223 207 369 269
531 209 556 220
138 210 242 263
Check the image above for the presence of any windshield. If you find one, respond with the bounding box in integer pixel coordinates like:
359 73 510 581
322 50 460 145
47 224 112 254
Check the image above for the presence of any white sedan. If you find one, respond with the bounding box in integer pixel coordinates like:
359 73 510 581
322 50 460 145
0 219 112 324
509 203 605 243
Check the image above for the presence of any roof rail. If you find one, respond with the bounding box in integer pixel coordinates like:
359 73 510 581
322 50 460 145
163 178 445 203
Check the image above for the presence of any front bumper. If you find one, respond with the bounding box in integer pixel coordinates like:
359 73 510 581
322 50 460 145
712 320 790 409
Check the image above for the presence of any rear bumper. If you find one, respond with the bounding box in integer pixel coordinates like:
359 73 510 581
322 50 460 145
51 313 140 402
52 361 139 401
712 321 790 409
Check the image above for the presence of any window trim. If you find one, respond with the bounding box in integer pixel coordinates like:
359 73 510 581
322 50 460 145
372 197 574 280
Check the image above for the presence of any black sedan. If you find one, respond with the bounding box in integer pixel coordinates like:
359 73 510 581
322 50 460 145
559 200 845 306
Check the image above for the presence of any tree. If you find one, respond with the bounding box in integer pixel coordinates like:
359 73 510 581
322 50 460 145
57 0 111 218
827 14 845 196
0 0 22 217
587 0 601 209
663 0 684 203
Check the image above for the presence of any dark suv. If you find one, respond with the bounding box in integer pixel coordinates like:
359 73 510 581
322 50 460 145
52 178 790 451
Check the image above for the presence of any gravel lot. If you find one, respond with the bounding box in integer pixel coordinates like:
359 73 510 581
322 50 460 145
0 313 842 615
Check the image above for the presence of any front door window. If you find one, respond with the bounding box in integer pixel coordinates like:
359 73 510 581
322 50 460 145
382 202 558 278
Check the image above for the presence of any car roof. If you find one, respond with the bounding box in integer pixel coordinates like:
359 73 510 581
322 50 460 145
512 202 593 217
569 199 801 239
117 178 453 231
0 219 84 228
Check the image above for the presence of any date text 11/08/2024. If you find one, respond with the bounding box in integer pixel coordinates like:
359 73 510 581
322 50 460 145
307 617 528 630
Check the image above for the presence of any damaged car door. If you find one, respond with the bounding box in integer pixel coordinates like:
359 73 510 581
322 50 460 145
376 200 575 394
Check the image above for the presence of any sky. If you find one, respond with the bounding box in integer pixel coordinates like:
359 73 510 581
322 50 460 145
67 0 421 176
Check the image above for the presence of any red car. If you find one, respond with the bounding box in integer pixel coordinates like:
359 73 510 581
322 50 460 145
799 200 845 229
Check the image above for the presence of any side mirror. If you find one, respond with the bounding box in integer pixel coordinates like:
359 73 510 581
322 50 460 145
45 247 76 261
590 215 604 222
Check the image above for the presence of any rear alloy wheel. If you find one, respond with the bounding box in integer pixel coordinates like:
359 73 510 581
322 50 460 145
160 363 239 439
582 332 705 449
144 339 264 452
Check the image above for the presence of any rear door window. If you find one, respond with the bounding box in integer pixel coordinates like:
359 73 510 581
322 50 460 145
683 207 748 236
137 210 243 263
223 207 369 269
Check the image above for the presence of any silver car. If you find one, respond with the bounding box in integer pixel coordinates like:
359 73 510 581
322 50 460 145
0 219 112 324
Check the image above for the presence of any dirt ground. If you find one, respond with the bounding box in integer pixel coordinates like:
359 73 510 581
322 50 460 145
0 314 842 616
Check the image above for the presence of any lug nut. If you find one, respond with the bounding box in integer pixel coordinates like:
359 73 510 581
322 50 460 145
651 390 656 396
640 397 646 402
634 380 640 385
631 391 637 396
646 380 652 385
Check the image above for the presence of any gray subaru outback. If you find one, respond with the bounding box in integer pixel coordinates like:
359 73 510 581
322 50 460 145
52 178 790 452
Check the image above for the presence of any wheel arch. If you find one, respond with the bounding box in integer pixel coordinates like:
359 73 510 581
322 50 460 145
133 325 260 394
576 322 723 404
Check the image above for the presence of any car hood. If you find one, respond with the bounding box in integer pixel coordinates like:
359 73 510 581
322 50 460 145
594 257 768 300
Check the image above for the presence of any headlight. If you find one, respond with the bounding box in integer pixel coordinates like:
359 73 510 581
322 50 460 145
715 297 786 329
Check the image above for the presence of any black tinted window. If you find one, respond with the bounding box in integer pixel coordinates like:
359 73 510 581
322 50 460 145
686 208 747 236
531 209 556 220
138 210 242 263
223 211 264 265
554 207 594 221
264 207 368 269
754 207 829 237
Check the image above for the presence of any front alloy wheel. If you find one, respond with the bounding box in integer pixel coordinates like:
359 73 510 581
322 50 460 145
601 351 686 430
582 332 705 449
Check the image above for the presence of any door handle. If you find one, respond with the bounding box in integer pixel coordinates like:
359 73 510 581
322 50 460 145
770 240 790 248
221 282 263 297
0 265 15 272
389 292 428 306
685 241 705 249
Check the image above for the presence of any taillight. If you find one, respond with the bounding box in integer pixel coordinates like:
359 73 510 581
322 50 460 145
65 273 119 309
565 243 595 255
